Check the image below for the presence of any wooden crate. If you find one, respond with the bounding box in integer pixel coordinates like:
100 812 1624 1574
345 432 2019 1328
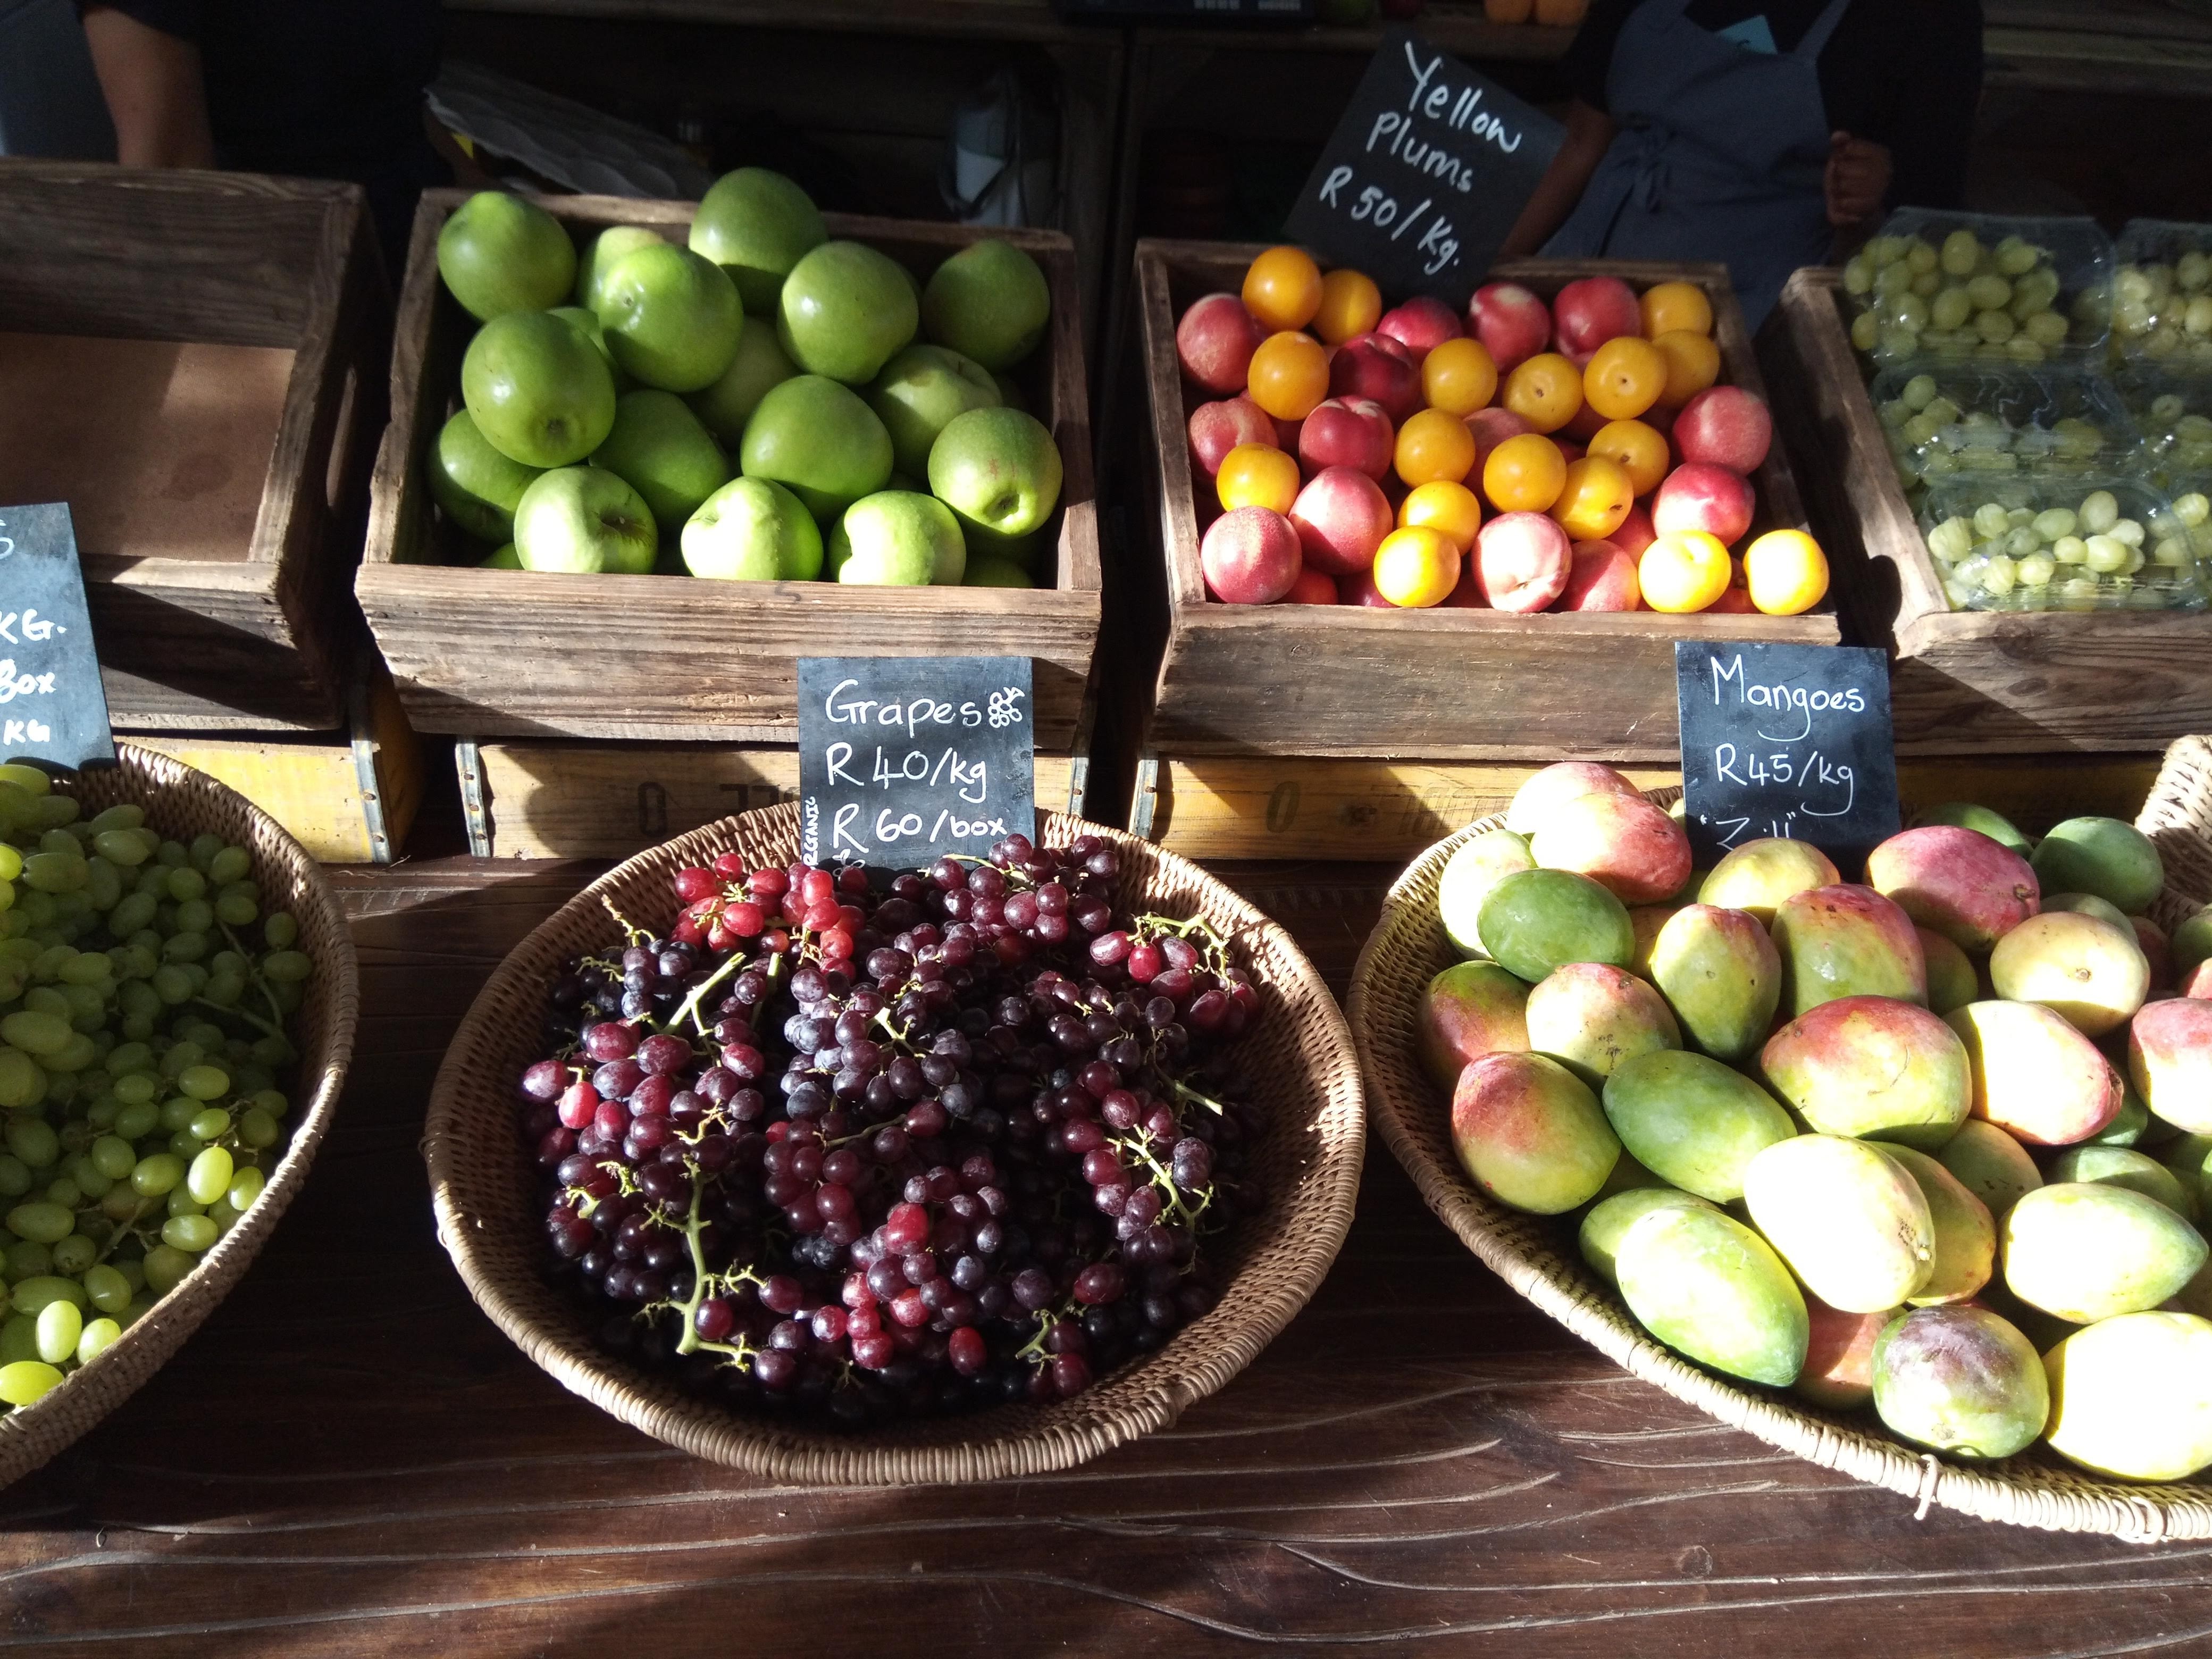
0 163 386 732
1131 750 2167 864
1130 241 1839 765
360 190 1101 747
1762 267 2212 755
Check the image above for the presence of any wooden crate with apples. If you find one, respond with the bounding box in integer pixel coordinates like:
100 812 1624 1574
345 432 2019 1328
0 162 387 732
1127 240 1837 829
1762 267 2212 756
359 189 1100 752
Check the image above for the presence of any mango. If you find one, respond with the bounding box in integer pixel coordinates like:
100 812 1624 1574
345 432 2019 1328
2174 1255 2212 1319
1613 1203 1809 1387
1588 1147 1669 1202
2042 891 2133 932
1872 1306 2049 1460
2047 1144 2197 1221
1989 912 2149 1037
1771 884 1926 1017
2129 997 2212 1133
1916 927 1980 1016
2174 907 2212 978
1415 961 1530 1092
1794 1294 1893 1410
2186 960 2212 999
2088 1083 2149 1147
1437 829 1536 959
1650 904 1781 1062
1866 824 2040 952
2042 1312 2212 1481
1602 1050 1795 1202
1912 800 2031 856
1524 962 1679 1088
1449 1051 1620 1214
1880 1143 1996 1304
2133 916 2173 992
2001 1182 2209 1322
1477 868 1633 984
1531 792 1692 907
1744 1135 1934 1311
1504 760 1640 836
1934 1119 2042 1216
1578 1186 1713 1287
1627 900 1688 982
2030 816 2164 916
1947 1000 2123 1145
1759 994 1969 1149
1699 837 1840 926
2160 1132 2212 1213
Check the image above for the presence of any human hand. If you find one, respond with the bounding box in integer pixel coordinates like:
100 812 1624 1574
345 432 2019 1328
1825 131 1891 228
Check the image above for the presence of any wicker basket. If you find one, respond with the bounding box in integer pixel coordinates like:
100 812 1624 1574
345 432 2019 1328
423 805 1365 1485
1351 780 2212 1541
0 744 359 1488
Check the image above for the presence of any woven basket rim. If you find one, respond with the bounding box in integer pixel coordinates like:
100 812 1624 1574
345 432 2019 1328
424 805 1365 1486
1351 775 2212 1543
0 742 360 1488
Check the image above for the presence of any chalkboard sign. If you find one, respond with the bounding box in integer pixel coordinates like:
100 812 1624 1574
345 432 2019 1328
1673 641 1900 871
796 657 1034 869
1281 28 1563 308
0 504 113 773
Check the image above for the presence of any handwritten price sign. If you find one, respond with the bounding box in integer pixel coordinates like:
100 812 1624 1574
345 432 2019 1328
0 504 113 772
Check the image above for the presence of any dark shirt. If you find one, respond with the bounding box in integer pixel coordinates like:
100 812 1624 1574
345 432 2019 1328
1561 0 1983 211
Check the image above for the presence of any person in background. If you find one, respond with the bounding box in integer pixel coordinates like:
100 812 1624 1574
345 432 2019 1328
1501 0 1983 328
78 0 448 267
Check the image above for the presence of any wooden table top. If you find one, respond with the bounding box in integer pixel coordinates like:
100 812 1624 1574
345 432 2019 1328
4 855 2208 1656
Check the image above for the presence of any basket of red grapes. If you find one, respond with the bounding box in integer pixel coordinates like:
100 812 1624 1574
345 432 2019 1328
425 806 1364 1484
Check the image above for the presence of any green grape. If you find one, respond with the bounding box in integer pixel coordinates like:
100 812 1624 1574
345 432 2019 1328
0 1319 36 1366
83 860 121 912
251 1088 288 1120
108 892 156 937
5 1200 73 1243
264 914 297 951
112 1100 157 1141
0 1155 28 1197
91 831 147 868
233 1066 273 1097
21 853 86 894
165 866 207 903
214 894 257 928
165 1130 203 1163
49 1234 95 1277
159 1213 216 1254
178 1020 225 1053
82 1098 116 1132
8 1275 81 1313
40 1175 79 1207
149 966 193 1006
0 1358 59 1404
87 805 142 836
36 828 74 859
164 1184 203 1219
0 848 20 884
29 795 77 830
5 1115 57 1167
200 973 244 1009
46 1035 93 1075
236 1108 279 1150
118 1013 153 1043
186 833 222 872
227 1165 265 1211
262 951 312 985
161 932 206 966
206 846 249 886
22 986 68 1019
33 1298 79 1364
186 1145 233 1205
1 1012 68 1058
129 1153 183 1197
82 1264 129 1315
57 951 110 987
269 980 301 1014
113 1073 159 1109
160 1041 204 1078
173 899 213 936
65 1155 111 1202
107 1042 153 1078
178 1065 230 1102
207 1197 241 1230
187 1107 231 1142
98 1186 142 1224
141 1244 192 1293
89 1135 135 1181
115 1258 144 1293
74 1316 119 1366
154 841 187 868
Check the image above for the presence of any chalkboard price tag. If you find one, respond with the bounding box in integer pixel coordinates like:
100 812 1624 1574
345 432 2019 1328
1281 28 1563 308
0 503 113 773
1673 640 1900 872
796 657 1035 870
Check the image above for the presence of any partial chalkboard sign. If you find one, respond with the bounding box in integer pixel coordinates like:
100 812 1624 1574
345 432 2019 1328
1674 640 1900 872
1281 28 1563 308
0 503 113 772
797 657 1035 869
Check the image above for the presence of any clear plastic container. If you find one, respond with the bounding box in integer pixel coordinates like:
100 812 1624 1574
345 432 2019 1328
1918 474 2205 613
1841 210 2114 372
2108 219 2212 369
2112 366 2212 486
1869 365 2141 497
2168 473 2212 565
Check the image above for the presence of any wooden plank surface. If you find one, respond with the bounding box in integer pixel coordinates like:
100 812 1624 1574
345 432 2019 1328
1 853 2208 1655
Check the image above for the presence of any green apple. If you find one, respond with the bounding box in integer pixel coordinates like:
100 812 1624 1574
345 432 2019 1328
437 190 575 321
547 306 625 387
776 241 918 384
688 323 799 445
921 239 1051 371
682 476 823 581
739 374 892 520
867 344 1001 479
462 311 618 468
574 224 665 312
963 555 1033 588
592 243 744 392
689 167 827 314
926 406 1062 540
992 372 1029 414
830 491 965 586
512 466 657 574
428 408 542 542
482 542 522 569
591 390 731 533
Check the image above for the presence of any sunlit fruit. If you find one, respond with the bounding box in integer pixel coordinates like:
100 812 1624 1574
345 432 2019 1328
1551 455 1635 541
1639 281 1714 339
1744 529 1830 615
1372 525 1460 607
1652 329 1721 406
1217 442 1301 514
1312 267 1382 344
1587 418 1669 495
1243 245 1323 333
1247 330 1330 421
1482 432 1568 513
1503 351 1584 434
1639 529 1732 612
1582 336 1668 421
1421 337 1499 416
1395 407 1478 487
1400 480 1482 550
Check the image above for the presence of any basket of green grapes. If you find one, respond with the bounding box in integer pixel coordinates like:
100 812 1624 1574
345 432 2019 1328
0 746 356 1485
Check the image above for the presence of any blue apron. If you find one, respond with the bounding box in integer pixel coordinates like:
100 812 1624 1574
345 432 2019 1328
1543 0 1853 330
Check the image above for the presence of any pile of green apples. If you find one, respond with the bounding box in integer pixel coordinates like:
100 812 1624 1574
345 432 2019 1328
427 169 1062 588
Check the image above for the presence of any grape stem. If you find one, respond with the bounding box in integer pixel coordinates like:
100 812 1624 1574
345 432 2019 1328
664 944 749 1041
1169 1079 1230 1117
